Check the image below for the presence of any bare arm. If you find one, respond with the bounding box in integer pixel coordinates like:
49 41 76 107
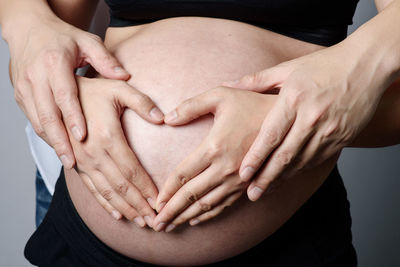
1 0 163 223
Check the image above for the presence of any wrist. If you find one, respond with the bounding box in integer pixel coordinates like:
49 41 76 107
342 1 400 90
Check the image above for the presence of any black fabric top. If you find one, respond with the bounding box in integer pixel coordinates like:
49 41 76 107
104 0 359 46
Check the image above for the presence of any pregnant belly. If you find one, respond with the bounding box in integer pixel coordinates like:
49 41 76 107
65 17 336 266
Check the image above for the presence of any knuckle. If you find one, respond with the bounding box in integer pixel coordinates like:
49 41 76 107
285 89 305 109
32 123 46 138
101 189 113 201
24 67 35 82
222 161 239 176
42 49 61 67
38 111 59 127
183 188 198 204
197 199 212 212
205 142 224 160
261 130 280 147
274 151 293 166
176 173 188 186
62 111 78 127
121 166 135 180
115 181 130 197
126 167 138 182
88 185 98 194
54 87 74 106
52 140 68 155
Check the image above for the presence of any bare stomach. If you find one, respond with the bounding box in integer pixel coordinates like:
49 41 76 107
65 17 337 266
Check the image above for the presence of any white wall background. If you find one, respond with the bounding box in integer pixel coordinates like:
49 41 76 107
0 0 399 266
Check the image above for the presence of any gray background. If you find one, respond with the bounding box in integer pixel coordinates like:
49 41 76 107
0 0 399 266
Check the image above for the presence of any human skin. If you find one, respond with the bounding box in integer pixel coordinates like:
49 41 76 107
65 17 400 265
155 0 400 226
1 0 162 222
226 0 400 201
65 17 338 266
0 0 132 167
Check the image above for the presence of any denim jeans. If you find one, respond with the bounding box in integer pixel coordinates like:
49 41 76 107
35 169 53 228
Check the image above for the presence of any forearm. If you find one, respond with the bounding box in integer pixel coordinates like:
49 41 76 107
350 77 400 147
343 0 400 92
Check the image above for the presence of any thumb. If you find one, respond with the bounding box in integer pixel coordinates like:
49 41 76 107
79 36 130 80
222 65 287 92
164 88 221 125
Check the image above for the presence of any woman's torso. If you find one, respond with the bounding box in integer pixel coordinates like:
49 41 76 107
64 17 342 266
104 0 359 46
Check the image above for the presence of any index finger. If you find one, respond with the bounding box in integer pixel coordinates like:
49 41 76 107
50 61 87 142
155 141 211 213
239 97 296 181
107 126 159 210
30 67 75 168
153 165 221 232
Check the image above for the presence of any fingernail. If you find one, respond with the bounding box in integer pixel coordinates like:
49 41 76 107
240 167 255 181
190 219 200 226
111 210 122 220
164 110 177 123
71 126 83 141
60 155 73 169
165 224 176 233
155 222 166 232
157 202 166 213
113 66 127 74
144 216 153 228
134 216 146 227
249 187 264 201
150 107 164 121
147 198 155 209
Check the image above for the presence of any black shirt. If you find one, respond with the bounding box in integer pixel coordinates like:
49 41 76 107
104 0 360 46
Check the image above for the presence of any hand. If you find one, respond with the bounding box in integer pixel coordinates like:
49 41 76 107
69 77 164 227
153 87 277 232
6 13 130 169
222 43 389 201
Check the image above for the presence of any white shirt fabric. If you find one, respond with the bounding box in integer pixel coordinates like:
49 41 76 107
26 123 62 195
